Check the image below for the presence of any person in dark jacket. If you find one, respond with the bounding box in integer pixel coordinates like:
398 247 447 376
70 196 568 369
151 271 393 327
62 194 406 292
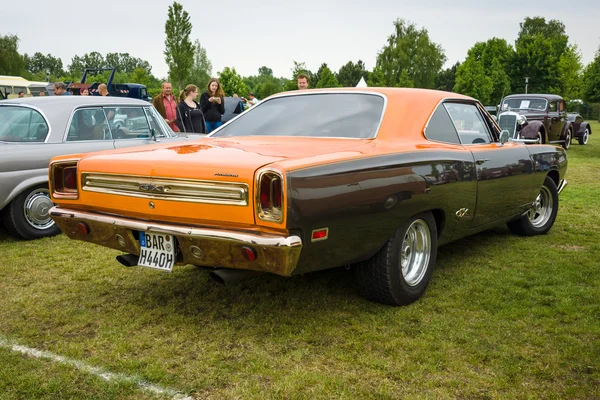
200 78 225 133
176 84 206 134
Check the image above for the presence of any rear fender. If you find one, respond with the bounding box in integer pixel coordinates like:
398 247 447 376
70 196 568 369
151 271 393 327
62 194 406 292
0 172 48 211
561 121 573 140
575 122 591 137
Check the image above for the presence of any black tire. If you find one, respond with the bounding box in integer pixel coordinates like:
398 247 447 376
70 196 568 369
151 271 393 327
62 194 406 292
536 130 544 144
562 128 572 150
1 184 61 240
355 212 438 306
578 128 589 145
507 176 558 236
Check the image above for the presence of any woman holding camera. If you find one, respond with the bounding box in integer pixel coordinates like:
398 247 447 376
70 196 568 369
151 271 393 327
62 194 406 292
200 78 225 133
176 84 206 134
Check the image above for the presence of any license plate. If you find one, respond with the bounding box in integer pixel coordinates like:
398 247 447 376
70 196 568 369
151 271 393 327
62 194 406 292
138 232 176 272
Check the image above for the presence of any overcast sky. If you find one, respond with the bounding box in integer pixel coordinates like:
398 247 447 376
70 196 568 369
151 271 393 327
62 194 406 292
4 0 600 80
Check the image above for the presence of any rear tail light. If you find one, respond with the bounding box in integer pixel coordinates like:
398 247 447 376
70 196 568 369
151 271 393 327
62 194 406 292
50 160 79 199
257 169 284 223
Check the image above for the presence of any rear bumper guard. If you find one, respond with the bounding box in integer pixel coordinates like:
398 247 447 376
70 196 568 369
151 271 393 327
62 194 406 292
50 207 302 276
557 179 567 194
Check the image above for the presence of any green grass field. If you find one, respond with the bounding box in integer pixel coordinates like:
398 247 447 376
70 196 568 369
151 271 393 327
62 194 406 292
1 122 599 399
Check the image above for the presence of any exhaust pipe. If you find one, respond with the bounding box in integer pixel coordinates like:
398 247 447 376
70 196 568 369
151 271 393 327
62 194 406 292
210 269 264 284
116 254 139 267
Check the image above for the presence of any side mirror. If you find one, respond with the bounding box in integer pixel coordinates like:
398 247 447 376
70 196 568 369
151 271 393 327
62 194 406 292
499 130 510 144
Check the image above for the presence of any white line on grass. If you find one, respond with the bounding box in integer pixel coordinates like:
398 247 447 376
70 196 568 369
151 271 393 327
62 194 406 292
0 336 193 400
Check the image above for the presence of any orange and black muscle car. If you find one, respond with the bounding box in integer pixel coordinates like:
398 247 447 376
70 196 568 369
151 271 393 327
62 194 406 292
49 88 568 305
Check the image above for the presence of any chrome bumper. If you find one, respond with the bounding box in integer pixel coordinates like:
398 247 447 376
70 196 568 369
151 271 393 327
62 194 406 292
50 207 303 277
557 179 568 194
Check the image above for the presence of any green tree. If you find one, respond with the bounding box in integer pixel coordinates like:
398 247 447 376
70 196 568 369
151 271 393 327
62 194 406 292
336 60 368 87
164 1 194 90
24 52 64 77
374 19 446 88
68 52 106 74
435 62 460 92
316 65 340 88
258 66 273 77
582 46 600 103
105 53 152 74
511 17 570 93
218 67 248 96
551 45 583 100
453 57 493 104
367 66 386 87
0 34 26 76
187 39 212 91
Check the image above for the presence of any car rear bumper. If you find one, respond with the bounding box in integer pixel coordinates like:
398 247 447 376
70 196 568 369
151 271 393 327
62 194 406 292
49 207 303 276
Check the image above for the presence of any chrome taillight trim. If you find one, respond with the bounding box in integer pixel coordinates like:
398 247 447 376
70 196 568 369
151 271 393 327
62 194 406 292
256 168 284 223
49 160 80 200
81 173 249 206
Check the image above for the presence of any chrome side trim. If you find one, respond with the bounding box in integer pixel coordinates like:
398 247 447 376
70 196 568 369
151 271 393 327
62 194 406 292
81 173 249 206
557 179 567 194
50 207 303 276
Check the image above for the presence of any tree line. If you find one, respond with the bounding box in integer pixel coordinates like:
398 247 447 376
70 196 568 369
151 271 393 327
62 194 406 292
1 2 599 107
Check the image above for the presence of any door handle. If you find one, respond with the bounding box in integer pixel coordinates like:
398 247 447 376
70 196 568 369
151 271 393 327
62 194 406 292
476 158 490 165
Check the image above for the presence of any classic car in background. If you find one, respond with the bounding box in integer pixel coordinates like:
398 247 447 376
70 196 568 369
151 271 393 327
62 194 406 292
567 112 592 145
48 88 567 306
0 96 203 240
497 94 575 149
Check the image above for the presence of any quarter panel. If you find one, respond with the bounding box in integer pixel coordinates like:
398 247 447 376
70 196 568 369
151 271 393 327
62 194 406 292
287 150 478 274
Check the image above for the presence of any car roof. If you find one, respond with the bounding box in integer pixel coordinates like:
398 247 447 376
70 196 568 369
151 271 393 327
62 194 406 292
503 93 564 102
0 96 153 143
1 96 149 107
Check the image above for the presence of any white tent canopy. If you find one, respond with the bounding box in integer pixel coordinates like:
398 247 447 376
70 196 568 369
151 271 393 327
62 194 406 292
356 77 368 88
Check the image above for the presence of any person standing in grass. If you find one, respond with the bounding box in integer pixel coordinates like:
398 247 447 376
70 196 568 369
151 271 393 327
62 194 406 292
200 78 225 133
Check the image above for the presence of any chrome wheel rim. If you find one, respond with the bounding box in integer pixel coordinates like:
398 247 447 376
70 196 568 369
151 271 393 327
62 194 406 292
537 132 543 144
400 219 431 286
564 130 571 149
583 129 589 144
23 188 55 230
528 185 553 228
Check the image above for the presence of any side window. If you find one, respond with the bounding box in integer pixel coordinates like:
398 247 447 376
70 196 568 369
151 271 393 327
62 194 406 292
548 102 557 112
559 101 565 112
67 108 112 141
424 104 461 144
105 107 151 139
444 103 492 145
0 106 49 142
144 107 170 137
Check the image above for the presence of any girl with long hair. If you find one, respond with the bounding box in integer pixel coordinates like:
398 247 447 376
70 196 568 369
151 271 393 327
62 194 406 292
176 84 206 134
200 78 225 133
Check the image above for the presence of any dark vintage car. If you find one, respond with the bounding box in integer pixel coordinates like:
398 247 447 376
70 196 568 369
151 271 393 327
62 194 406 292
567 113 592 145
48 88 568 306
0 96 203 240
497 94 575 149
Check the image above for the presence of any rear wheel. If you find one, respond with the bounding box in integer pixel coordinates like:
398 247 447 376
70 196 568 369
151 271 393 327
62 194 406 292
1 184 60 240
578 128 589 145
355 212 438 305
562 128 572 149
507 176 558 236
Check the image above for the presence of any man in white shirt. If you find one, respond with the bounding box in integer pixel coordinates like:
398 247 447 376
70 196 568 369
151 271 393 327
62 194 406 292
244 92 260 107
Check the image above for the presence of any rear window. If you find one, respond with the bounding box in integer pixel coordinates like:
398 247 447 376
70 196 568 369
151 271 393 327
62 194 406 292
0 106 49 142
211 93 385 139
